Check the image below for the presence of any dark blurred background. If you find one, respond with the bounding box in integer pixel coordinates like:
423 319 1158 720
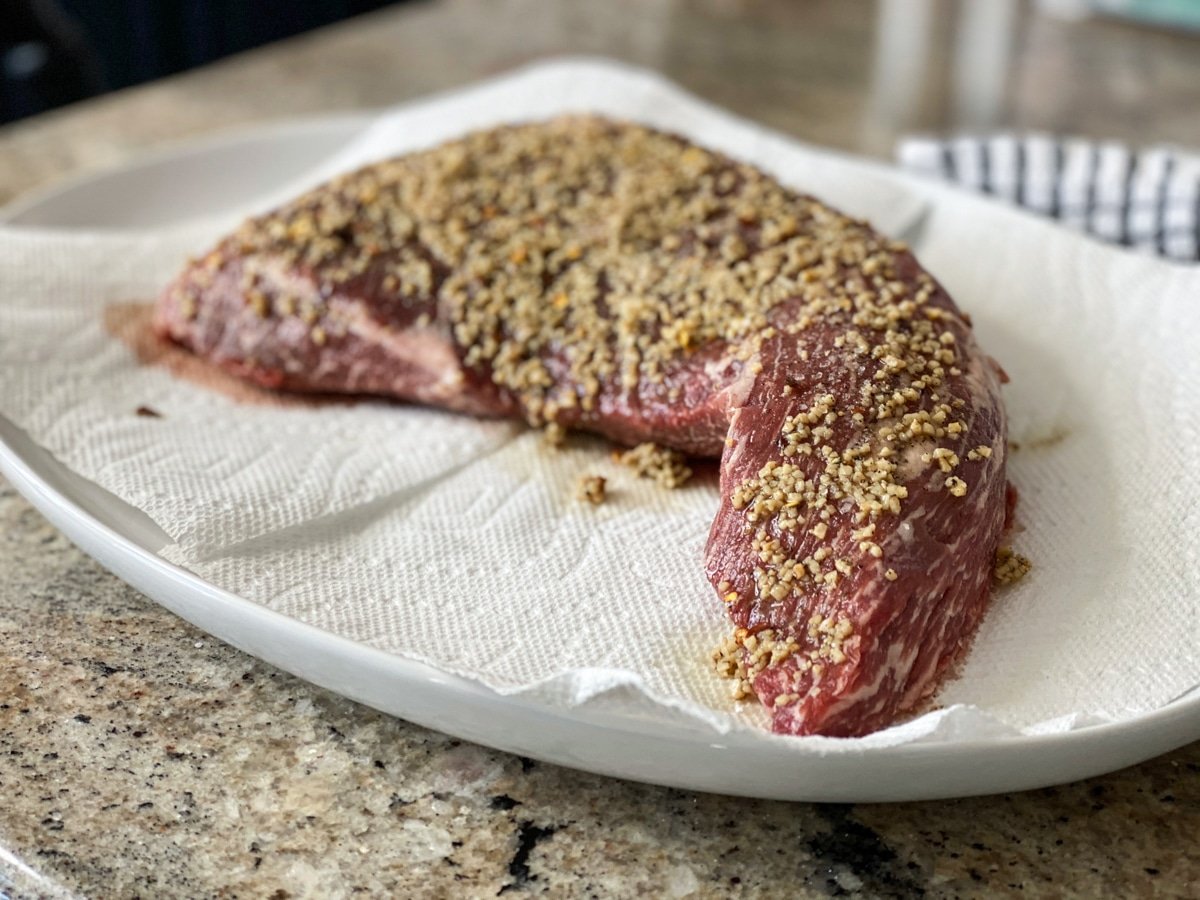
0 0 405 124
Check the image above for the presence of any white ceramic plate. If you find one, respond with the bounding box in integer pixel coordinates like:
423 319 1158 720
2 116 1199 802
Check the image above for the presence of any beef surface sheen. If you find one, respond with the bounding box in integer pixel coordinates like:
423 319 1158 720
155 116 1009 738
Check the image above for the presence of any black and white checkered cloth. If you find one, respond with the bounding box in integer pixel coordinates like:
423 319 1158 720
898 136 1200 263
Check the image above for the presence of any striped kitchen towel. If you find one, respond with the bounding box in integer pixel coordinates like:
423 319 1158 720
897 135 1200 263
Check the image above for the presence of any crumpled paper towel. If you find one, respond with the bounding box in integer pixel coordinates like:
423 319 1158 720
1 59 1198 747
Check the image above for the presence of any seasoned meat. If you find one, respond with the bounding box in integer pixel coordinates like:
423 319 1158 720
155 116 1010 737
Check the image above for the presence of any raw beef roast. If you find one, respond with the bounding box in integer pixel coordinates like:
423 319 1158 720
155 116 1010 738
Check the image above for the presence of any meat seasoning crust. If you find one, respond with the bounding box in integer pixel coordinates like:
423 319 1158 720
155 115 1011 738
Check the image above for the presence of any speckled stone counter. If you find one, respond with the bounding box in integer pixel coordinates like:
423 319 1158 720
2 2 1199 897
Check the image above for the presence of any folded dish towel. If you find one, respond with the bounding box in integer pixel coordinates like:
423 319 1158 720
897 135 1200 263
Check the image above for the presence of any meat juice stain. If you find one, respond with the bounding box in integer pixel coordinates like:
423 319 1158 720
1010 424 1071 453
103 301 354 410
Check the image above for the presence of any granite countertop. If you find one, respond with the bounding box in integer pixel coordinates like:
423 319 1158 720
1 2 1198 897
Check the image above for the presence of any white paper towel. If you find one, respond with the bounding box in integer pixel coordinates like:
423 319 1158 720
1 60 1198 747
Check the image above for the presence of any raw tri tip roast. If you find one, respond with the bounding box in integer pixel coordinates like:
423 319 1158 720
155 115 1011 737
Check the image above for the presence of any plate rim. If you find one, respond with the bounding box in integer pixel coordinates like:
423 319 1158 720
0 112 377 230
